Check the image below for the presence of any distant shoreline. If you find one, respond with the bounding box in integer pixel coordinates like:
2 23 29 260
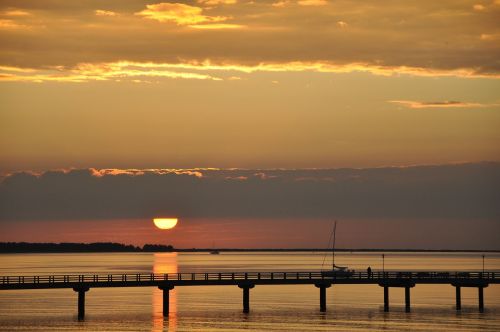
0 242 498 253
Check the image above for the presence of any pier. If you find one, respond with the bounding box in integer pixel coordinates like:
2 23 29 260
1 271 497 320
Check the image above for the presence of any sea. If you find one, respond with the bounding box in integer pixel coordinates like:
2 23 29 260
0 252 499 331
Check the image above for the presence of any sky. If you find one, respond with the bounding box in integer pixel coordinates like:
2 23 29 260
0 1 499 249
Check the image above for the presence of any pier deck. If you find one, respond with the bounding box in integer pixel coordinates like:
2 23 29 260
1 271 498 319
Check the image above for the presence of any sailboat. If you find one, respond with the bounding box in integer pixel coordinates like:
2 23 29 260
321 221 354 277
210 242 220 255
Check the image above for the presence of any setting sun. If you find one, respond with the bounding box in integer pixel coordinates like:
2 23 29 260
153 218 178 230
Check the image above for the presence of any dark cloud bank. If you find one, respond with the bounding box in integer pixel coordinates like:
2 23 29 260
1 162 499 222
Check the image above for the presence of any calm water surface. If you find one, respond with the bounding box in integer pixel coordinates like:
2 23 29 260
0 252 499 331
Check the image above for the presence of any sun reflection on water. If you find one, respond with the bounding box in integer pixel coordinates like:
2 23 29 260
153 252 178 332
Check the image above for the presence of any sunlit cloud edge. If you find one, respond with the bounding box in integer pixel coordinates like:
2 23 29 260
1 60 499 83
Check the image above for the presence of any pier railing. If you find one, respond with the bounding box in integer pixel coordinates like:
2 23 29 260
1 271 497 286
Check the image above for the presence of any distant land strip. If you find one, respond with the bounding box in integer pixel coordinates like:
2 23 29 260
0 242 498 253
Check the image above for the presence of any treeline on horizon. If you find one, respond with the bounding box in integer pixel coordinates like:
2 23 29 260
0 242 497 253
0 242 174 253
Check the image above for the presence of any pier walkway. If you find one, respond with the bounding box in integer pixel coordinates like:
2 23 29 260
1 271 497 320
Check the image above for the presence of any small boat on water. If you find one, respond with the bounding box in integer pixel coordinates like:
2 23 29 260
321 221 354 278
210 242 220 254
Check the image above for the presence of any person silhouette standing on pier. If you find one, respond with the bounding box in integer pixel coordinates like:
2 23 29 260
367 266 372 278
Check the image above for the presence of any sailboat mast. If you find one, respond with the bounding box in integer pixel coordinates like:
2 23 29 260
332 220 337 269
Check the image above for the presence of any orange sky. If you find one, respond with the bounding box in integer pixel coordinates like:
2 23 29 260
1 217 499 250
0 1 499 248
0 0 499 172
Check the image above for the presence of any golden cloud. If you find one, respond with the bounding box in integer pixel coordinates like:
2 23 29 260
337 21 348 28
271 1 290 7
95 10 118 17
389 100 494 109
89 168 206 178
1 9 31 16
2 59 500 83
188 23 244 29
0 62 224 83
0 18 30 29
297 0 328 6
0 1 498 78
135 2 227 25
197 0 237 5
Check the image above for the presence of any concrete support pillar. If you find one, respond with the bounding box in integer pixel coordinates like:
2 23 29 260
319 286 326 312
159 285 174 317
238 284 254 313
405 287 411 312
314 283 331 312
478 287 484 313
384 286 389 312
73 287 89 321
455 287 461 310
163 288 170 317
243 287 250 313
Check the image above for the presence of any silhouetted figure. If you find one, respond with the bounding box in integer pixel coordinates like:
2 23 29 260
367 266 372 278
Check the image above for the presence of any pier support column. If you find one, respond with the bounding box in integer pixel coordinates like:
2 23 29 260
159 285 174 317
238 284 254 313
455 287 461 310
478 287 484 313
405 287 411 312
315 283 331 312
319 286 326 312
73 287 89 321
383 286 389 312
243 287 250 313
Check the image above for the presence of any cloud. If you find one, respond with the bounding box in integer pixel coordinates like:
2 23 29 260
337 21 347 28
3 59 500 84
297 0 328 6
95 10 118 17
0 1 499 79
0 61 224 83
188 23 244 29
135 2 227 25
480 33 500 41
271 1 290 7
0 18 30 29
473 4 485 11
389 100 496 109
1 9 31 16
197 0 238 5
1 163 499 221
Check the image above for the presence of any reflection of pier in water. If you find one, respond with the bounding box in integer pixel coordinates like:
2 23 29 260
153 253 177 331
